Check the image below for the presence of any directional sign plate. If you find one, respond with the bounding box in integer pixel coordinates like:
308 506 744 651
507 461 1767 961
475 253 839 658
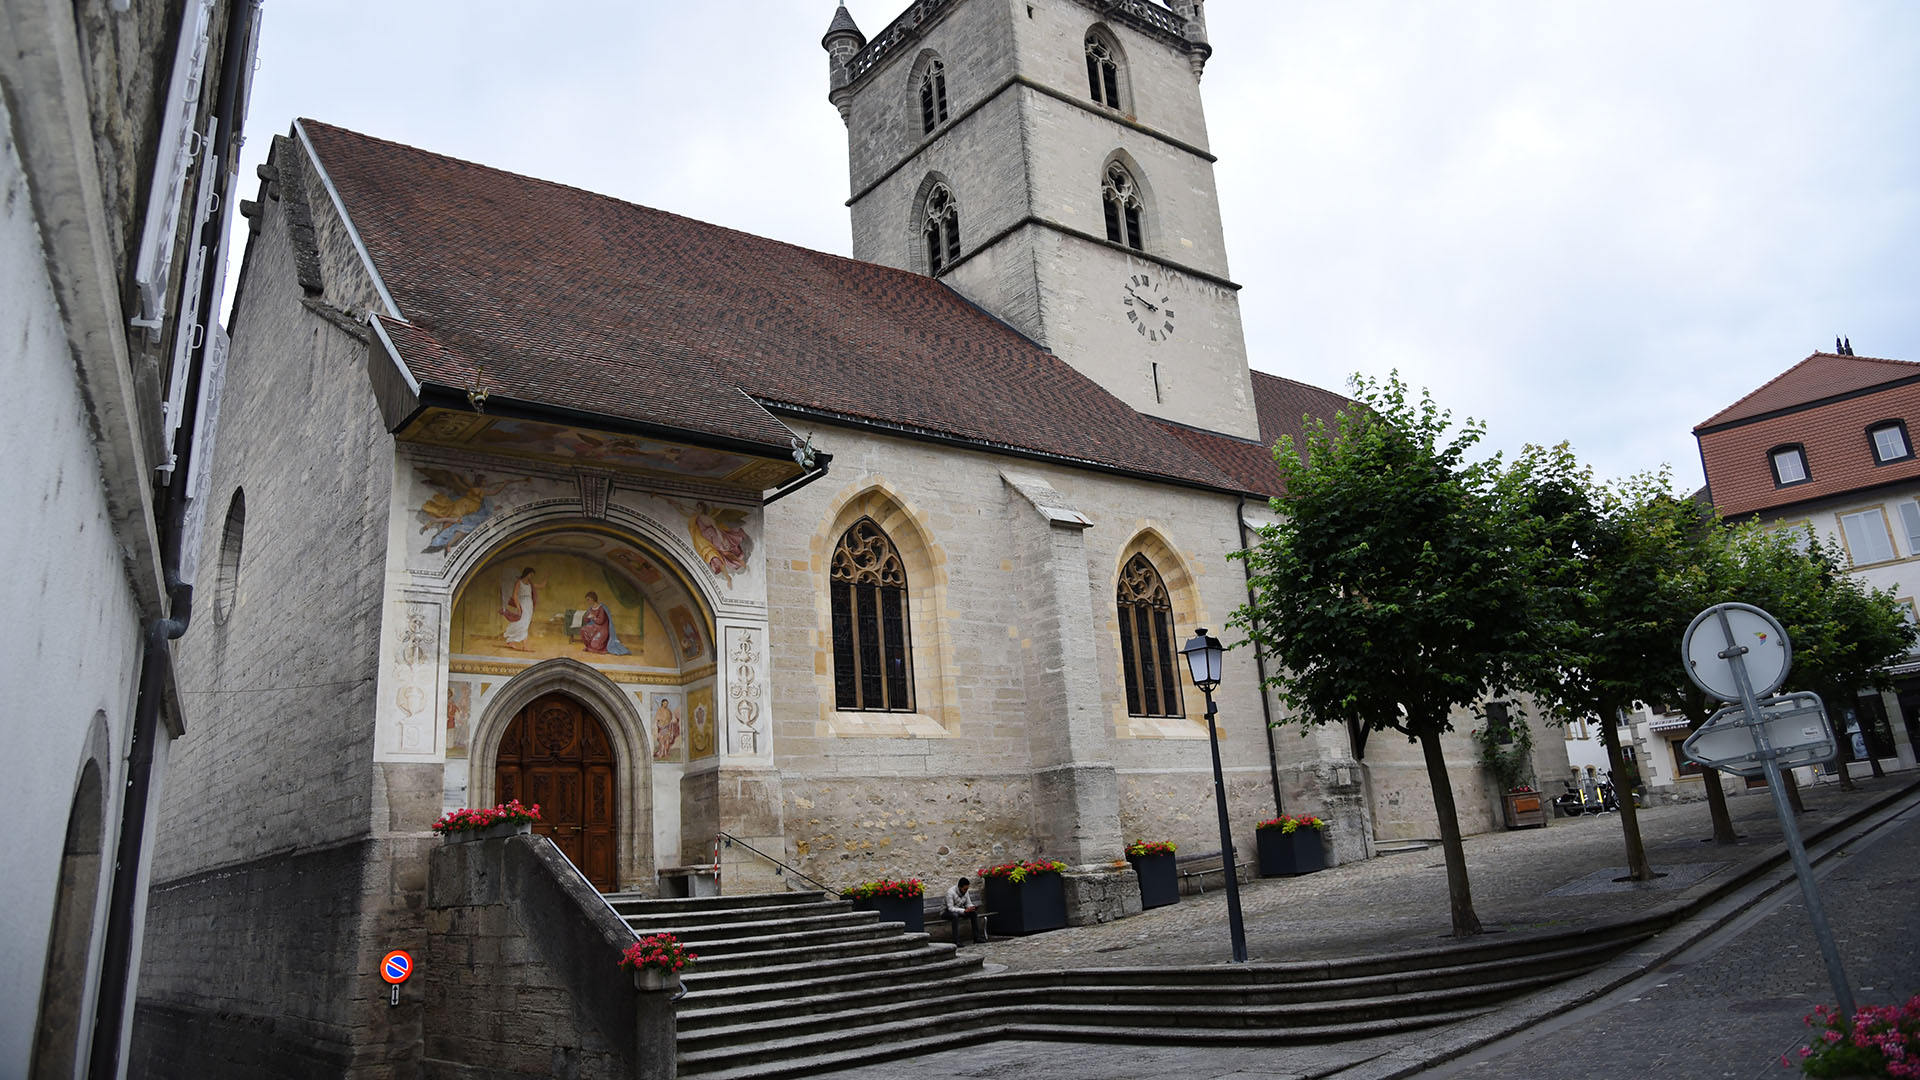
1682 691 1835 777
1683 603 1791 702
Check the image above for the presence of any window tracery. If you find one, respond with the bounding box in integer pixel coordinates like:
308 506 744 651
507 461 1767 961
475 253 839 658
919 59 949 133
1117 554 1181 718
923 182 961 274
1085 35 1121 109
831 519 914 712
1103 162 1144 250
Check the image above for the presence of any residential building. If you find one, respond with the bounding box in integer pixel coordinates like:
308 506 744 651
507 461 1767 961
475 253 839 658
0 0 259 1075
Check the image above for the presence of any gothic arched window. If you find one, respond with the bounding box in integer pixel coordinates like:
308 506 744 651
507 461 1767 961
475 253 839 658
1103 162 1144 250
919 59 949 133
1085 34 1121 109
923 182 961 274
1117 554 1182 718
832 518 915 712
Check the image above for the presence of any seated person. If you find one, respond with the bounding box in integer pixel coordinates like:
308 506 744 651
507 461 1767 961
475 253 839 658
943 876 987 945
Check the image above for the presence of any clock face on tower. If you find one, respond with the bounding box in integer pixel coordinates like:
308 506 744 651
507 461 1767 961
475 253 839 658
1122 272 1175 343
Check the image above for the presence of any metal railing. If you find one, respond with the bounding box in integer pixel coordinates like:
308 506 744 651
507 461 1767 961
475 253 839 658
715 832 842 897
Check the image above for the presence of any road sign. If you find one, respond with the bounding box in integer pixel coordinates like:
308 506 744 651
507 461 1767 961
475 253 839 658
1682 691 1836 777
1683 603 1791 701
380 949 413 985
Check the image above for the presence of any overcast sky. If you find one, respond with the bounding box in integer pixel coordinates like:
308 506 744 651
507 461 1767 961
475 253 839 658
227 1 1920 495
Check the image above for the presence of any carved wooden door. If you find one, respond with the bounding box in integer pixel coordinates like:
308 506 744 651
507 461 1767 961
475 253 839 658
495 692 618 891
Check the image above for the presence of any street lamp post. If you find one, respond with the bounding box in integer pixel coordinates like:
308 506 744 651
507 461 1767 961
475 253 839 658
1180 628 1249 964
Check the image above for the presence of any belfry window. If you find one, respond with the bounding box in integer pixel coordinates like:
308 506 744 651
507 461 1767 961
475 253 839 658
1103 162 1143 250
831 519 915 712
1085 36 1120 108
919 59 949 133
923 183 961 274
1117 554 1182 718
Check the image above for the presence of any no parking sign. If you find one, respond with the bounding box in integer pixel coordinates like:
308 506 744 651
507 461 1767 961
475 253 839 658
381 949 412 1005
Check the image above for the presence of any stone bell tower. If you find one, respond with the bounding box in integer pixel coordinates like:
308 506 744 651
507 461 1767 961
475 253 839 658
822 0 1258 441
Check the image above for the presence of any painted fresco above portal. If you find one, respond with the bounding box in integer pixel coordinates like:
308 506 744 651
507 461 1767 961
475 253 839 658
415 468 531 553
449 530 715 682
397 409 799 489
666 498 754 585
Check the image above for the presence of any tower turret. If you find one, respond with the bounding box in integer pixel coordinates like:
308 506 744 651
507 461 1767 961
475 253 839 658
1168 0 1212 78
821 5 867 124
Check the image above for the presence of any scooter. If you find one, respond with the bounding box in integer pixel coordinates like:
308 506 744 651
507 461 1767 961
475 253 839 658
1554 780 1616 816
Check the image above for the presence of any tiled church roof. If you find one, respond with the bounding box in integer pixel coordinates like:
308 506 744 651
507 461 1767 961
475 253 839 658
301 120 1343 495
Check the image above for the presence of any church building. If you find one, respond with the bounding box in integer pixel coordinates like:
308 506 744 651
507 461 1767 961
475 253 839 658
132 0 1514 1069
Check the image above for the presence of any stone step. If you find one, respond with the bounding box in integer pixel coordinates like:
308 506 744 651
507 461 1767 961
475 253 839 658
620 899 852 931
679 952 983 1021
683 932 931 974
624 909 880 944
675 961 1580 1053
683 939 962 990
603 889 826 916
676 997 1499 1078
664 920 911 958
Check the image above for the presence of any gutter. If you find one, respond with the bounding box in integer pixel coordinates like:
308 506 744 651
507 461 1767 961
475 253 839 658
88 3 258 1074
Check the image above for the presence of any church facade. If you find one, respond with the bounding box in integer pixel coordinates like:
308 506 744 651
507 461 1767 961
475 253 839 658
133 0 1516 1070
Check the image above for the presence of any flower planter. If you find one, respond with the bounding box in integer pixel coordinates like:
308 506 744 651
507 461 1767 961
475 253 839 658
852 894 925 935
1127 852 1179 910
982 872 1067 935
441 821 532 844
633 968 680 993
1256 827 1326 877
1502 790 1548 829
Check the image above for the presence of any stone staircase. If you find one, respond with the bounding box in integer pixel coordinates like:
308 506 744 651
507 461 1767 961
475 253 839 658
606 889 1655 1080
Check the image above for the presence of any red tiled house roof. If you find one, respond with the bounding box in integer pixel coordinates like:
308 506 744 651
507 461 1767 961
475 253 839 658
299 120 1343 494
1695 352 1920 517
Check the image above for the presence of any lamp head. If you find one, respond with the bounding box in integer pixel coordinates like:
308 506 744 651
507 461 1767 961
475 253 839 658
1180 628 1224 691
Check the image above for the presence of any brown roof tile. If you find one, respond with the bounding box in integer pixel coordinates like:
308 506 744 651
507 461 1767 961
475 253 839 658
1697 359 1920 517
1153 372 1353 498
1696 352 1920 430
300 119 1269 490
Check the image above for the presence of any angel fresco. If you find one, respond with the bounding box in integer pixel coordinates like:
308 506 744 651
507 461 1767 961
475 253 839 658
667 499 753 585
416 469 529 553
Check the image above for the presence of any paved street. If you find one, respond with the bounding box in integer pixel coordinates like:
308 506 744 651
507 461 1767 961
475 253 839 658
811 773 1920 1080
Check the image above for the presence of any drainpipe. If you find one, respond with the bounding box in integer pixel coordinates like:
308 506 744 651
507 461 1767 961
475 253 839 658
88 2 257 1075
1236 495 1285 817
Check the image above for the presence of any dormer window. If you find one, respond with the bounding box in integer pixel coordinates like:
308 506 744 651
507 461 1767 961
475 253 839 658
1870 421 1912 464
919 59 949 133
1769 445 1809 487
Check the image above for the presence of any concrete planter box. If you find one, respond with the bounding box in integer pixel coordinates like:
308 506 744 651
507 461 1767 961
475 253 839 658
983 873 1067 936
1256 827 1327 877
632 968 680 993
1127 852 1179 909
852 894 925 935
441 821 533 844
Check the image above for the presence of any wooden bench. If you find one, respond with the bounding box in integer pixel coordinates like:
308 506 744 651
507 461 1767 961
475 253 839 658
1176 849 1242 896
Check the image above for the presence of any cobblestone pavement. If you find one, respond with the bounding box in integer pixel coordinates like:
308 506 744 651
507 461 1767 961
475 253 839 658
965 774 1920 972
810 772 1920 1080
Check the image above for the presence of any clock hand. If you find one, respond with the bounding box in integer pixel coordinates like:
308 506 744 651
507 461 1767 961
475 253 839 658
1125 288 1159 313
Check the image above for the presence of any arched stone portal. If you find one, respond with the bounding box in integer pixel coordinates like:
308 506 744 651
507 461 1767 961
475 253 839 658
453 523 720 894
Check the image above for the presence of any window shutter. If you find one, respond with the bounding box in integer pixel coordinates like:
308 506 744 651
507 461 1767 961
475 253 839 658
130 0 218 336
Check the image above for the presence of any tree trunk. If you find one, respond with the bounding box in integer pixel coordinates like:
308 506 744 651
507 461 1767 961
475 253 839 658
1783 767 1806 813
1598 705 1653 880
1417 726 1482 937
1684 691 1737 845
1700 766 1738 844
1829 710 1857 791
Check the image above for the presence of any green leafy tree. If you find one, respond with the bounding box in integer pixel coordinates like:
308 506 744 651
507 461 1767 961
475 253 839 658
1725 526 1918 790
1505 453 1704 881
1232 375 1532 937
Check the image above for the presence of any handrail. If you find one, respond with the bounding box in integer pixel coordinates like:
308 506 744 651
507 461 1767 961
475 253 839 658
715 832 842 897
